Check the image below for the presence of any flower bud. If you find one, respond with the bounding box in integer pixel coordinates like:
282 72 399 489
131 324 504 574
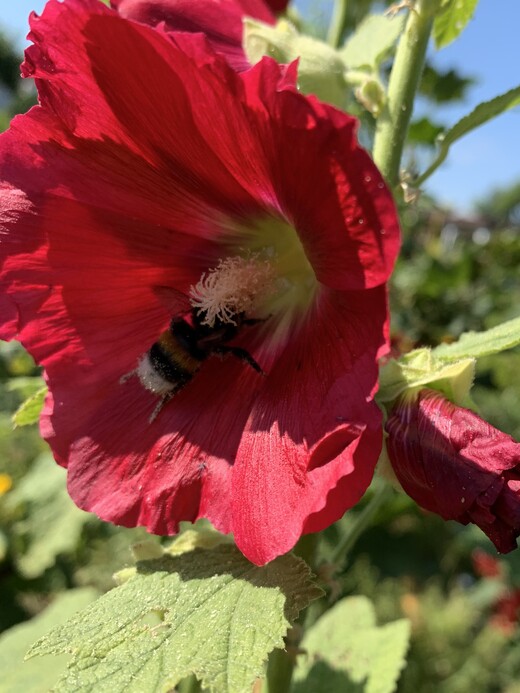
385 389 520 553
491 589 520 634
354 77 385 117
243 19 348 108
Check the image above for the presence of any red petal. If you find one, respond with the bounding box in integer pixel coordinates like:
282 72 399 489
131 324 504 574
231 287 387 564
240 62 401 290
112 0 275 71
19 3 399 291
49 334 272 535
0 0 398 564
0 167 222 367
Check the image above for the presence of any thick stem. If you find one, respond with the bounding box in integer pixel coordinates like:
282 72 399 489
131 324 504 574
178 675 201 693
263 648 294 693
329 482 394 568
263 533 320 693
327 0 349 48
372 0 442 186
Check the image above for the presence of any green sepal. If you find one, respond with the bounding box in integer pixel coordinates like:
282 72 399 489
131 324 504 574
243 19 349 109
378 348 475 406
353 77 386 117
379 317 520 407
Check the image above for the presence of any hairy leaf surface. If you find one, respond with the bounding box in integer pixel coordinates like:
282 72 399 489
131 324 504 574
27 544 322 693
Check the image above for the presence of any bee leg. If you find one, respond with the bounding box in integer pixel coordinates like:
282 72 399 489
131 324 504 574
149 392 174 423
214 346 265 375
119 368 137 385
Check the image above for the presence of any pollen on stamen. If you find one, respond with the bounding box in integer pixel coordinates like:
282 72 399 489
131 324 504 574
189 254 276 326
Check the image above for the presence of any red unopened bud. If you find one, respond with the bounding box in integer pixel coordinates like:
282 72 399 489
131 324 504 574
385 389 520 553
491 589 520 635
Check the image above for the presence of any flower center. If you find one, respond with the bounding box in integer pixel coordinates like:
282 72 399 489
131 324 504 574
191 215 318 334
189 254 275 327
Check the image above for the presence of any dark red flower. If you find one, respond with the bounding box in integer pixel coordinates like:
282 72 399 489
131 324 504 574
386 389 520 553
0 0 399 564
262 0 289 12
111 0 277 71
265 0 290 14
491 589 520 635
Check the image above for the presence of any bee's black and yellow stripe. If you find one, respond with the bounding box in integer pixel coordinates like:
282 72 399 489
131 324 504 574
150 329 201 387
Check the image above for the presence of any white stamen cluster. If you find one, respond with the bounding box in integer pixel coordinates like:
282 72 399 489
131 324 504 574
189 254 275 326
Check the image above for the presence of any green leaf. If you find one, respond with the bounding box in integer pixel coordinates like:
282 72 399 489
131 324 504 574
417 86 520 184
419 64 475 104
408 117 445 146
433 316 520 361
433 0 479 49
27 543 323 693
292 596 410 693
4 453 92 577
12 385 47 427
340 12 405 69
0 589 98 693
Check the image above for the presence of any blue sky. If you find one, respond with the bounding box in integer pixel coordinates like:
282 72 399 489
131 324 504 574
1 0 519 213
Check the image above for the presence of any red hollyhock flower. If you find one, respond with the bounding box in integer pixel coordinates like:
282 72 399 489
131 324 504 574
266 0 289 11
0 0 399 565
386 389 520 554
112 0 277 71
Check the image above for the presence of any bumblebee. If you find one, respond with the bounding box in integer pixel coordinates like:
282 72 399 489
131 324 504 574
129 307 264 421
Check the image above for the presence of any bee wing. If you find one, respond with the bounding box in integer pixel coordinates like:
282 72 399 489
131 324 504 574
152 286 192 314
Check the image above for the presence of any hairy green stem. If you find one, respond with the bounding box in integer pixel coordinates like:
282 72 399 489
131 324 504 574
327 0 349 48
264 647 294 693
263 533 320 693
372 0 442 186
329 482 394 567
178 674 202 693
